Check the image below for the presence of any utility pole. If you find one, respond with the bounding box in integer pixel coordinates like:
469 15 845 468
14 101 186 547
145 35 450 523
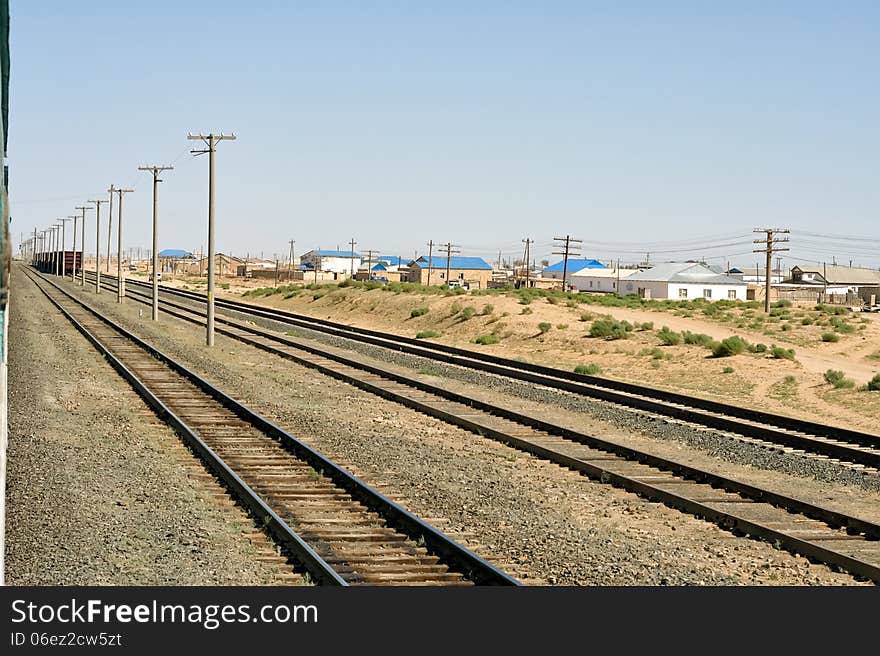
114 188 134 302
188 132 236 346
441 242 461 286
106 185 115 273
522 238 532 287
553 235 583 292
69 216 79 281
89 199 107 293
288 239 295 281
75 206 92 285
616 258 621 295
139 165 174 320
753 228 790 312
58 218 71 277
362 249 379 280
58 219 70 278
348 238 357 278
426 240 434 286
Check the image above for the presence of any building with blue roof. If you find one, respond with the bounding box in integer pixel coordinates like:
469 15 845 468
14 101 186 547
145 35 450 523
542 258 607 288
407 255 493 289
158 249 195 259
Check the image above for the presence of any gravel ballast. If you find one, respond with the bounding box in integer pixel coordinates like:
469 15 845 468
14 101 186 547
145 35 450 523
6 268 298 585
48 270 873 585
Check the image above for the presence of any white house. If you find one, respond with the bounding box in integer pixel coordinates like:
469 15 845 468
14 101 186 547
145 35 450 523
571 267 638 293
619 262 748 301
542 258 607 287
300 249 361 275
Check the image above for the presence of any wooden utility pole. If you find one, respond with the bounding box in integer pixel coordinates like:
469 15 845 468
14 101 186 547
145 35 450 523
522 238 532 286
188 132 236 346
288 239 295 281
68 216 79 281
88 199 108 293
58 218 71 276
348 238 357 278
139 165 174 320
441 242 460 286
753 228 790 312
426 240 434 286
75 206 92 284
114 188 134 302
106 185 115 273
552 235 582 292
362 249 379 280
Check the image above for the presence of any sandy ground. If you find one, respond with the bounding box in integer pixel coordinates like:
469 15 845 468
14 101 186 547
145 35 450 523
5 267 298 585
47 268 871 585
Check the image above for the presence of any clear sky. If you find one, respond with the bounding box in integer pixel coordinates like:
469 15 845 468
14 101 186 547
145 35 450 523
8 1 880 268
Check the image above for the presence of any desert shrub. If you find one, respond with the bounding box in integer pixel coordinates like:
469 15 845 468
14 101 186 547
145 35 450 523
831 318 855 334
866 374 880 392
589 319 631 340
450 301 462 314
538 322 552 333
636 321 654 331
752 343 768 353
459 306 476 320
312 292 324 300
772 299 792 308
574 363 602 375
801 317 813 325
556 323 568 330
770 345 796 360
579 311 594 322
656 326 681 346
481 303 494 315
521 306 533 315
546 296 560 305
682 331 714 347
783 375 796 384
474 334 501 345
781 323 792 331
824 369 855 389
820 332 840 343
712 336 749 358
410 307 429 318
722 366 734 374
415 330 440 339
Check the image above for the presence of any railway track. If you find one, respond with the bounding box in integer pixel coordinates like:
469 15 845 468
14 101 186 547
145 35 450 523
83 269 880 472
25 268 518 586
66 267 880 582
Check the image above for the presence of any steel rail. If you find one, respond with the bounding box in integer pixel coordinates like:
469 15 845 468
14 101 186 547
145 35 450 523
92 272 880 451
82 270 880 468
27 267 519 586
69 270 880 582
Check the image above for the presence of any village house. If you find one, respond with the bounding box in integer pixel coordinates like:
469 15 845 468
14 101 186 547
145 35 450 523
571 266 638 293
300 249 361 275
406 256 493 289
541 258 606 288
618 262 748 301
786 264 880 304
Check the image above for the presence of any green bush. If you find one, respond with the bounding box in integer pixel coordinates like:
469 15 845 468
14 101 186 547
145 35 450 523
481 303 494 316
824 369 854 389
770 345 796 360
820 332 840 343
867 374 880 392
415 330 440 339
682 331 714 347
410 307 429 318
579 311 594 322
636 321 654 331
556 323 568 330
474 334 501 345
712 336 749 358
574 363 602 375
521 306 533 315
772 299 792 308
589 319 632 340
538 322 552 333
459 306 476 320
722 366 734 374
753 343 768 353
656 326 681 346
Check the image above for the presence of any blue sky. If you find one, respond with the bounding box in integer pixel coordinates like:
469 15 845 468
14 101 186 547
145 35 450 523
9 1 880 267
